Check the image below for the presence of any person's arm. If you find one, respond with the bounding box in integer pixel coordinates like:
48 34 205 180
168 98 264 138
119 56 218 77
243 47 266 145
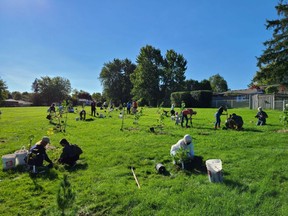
188 144 194 158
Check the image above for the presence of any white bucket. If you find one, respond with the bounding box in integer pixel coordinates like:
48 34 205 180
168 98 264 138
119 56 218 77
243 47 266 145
2 154 16 170
206 159 223 183
15 149 28 166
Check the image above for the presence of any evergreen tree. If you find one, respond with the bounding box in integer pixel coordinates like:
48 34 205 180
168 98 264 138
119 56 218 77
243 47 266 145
254 0 288 85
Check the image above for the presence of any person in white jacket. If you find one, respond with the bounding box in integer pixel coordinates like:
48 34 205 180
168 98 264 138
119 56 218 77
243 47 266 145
170 134 194 159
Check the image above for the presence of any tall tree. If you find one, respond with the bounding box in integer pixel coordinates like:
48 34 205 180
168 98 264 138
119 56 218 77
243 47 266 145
254 0 288 85
161 49 187 104
0 77 8 104
131 45 163 106
99 58 135 103
209 74 228 92
33 76 71 105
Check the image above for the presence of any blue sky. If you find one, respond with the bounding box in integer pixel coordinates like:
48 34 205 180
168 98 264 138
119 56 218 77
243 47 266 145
0 0 280 94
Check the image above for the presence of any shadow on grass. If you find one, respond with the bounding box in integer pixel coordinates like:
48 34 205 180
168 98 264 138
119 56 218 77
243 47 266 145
223 179 249 193
172 163 208 176
241 128 263 132
65 162 88 173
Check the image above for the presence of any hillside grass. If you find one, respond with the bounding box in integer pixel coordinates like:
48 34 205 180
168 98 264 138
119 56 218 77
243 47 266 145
0 106 287 216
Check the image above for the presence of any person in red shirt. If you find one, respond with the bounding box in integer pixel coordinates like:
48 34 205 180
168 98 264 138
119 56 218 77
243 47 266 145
181 108 196 128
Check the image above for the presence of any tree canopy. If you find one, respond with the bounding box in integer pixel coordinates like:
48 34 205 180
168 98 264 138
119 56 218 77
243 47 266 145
31 76 71 105
131 45 163 106
254 0 288 85
209 74 228 92
99 58 136 104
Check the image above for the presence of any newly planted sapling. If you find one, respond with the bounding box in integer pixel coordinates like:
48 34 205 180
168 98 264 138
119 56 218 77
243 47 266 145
133 107 143 124
173 148 190 169
280 104 288 128
57 174 75 216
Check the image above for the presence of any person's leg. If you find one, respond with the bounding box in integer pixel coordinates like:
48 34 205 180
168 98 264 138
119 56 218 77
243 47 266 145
181 114 185 127
185 115 189 127
215 114 220 128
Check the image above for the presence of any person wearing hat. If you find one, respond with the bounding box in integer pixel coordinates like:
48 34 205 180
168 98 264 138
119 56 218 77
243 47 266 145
170 134 194 159
58 138 81 167
27 136 53 168
255 107 268 125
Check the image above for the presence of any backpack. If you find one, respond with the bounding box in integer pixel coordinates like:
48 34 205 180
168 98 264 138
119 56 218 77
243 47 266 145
25 149 42 166
71 144 83 156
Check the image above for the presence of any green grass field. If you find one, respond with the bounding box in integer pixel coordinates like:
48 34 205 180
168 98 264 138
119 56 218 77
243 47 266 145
0 106 287 216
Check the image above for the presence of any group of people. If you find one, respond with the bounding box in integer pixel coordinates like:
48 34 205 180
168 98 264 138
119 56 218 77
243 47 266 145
170 102 197 128
214 105 268 130
26 136 82 172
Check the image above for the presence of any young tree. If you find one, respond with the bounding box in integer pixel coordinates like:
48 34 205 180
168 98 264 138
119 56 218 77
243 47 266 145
254 0 288 85
209 74 228 92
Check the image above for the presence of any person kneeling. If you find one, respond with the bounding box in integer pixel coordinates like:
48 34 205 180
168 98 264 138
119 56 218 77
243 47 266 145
58 139 82 167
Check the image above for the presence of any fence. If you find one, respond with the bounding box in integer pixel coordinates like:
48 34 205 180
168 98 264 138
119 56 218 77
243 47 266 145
212 94 288 111
211 99 250 109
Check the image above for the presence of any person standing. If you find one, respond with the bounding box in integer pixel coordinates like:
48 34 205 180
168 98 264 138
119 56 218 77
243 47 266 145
126 101 132 114
132 100 138 114
214 106 227 129
91 101 96 117
170 103 175 116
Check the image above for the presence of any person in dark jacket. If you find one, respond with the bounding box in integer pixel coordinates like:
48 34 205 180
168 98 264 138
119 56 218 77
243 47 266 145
28 136 53 168
226 113 244 130
58 138 80 166
214 106 227 129
91 101 96 117
255 107 268 125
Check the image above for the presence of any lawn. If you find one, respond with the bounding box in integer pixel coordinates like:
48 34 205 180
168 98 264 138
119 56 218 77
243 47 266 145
0 106 287 216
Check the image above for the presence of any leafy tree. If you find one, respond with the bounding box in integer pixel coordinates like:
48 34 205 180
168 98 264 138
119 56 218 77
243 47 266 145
161 50 187 105
91 92 104 105
11 91 22 100
0 77 8 104
208 74 228 92
131 45 164 106
254 0 288 85
77 90 92 100
99 58 136 104
184 79 200 91
21 92 32 102
32 76 71 105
